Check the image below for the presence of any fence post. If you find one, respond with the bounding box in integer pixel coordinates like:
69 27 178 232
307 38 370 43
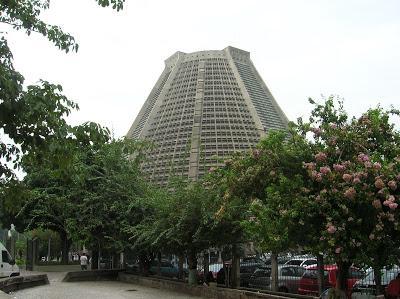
270 253 278 291
231 244 240 288
204 250 210 283
317 254 325 295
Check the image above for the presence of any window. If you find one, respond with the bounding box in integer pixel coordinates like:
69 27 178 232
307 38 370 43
2 250 10 263
281 267 295 276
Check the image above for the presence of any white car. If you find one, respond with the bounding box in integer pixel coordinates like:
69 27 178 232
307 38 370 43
0 242 20 278
285 258 317 267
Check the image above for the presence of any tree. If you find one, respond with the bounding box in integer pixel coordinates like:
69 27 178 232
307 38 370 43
296 97 400 294
0 0 124 183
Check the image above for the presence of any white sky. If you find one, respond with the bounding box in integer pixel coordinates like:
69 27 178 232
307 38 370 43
3 0 400 137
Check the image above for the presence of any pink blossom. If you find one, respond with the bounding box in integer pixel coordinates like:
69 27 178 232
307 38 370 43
358 153 370 163
353 177 361 184
315 152 327 162
364 161 372 168
388 181 397 191
315 173 323 182
335 247 342 254
373 162 382 170
372 200 382 209
321 189 327 194
303 162 316 170
329 123 338 129
320 166 331 175
328 137 337 146
311 127 322 136
343 173 352 182
383 200 391 207
389 203 398 210
315 195 321 202
327 224 337 234
396 174 400 181
252 149 261 159
375 178 385 189
333 164 346 172
344 187 356 199
208 167 216 173
388 195 396 202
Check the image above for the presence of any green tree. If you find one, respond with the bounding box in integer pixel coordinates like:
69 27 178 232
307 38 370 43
0 0 124 183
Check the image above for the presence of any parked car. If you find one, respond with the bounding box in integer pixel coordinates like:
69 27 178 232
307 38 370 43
285 258 317 267
351 266 400 299
248 265 305 293
298 265 364 296
0 242 19 278
149 260 179 278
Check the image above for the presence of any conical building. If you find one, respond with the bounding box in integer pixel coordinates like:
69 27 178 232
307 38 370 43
127 46 288 185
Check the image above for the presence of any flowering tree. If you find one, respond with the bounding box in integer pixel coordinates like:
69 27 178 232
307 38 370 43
298 98 400 293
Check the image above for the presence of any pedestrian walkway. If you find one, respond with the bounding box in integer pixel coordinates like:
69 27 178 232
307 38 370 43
11 272 202 299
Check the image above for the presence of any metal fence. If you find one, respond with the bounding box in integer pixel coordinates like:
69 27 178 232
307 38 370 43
124 251 400 298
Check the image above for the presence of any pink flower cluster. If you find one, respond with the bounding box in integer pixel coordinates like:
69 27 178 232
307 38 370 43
343 173 352 182
315 152 327 162
333 164 346 172
388 180 397 191
383 195 398 210
344 187 356 199
252 149 261 159
303 162 316 171
327 223 337 234
372 199 382 209
311 127 322 136
373 162 382 170
320 166 331 175
357 153 370 163
375 178 385 189
311 171 323 182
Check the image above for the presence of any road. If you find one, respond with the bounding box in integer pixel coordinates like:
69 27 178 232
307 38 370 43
10 273 203 299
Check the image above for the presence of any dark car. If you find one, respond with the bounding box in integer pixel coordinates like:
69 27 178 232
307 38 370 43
149 260 179 278
216 257 266 287
248 265 305 293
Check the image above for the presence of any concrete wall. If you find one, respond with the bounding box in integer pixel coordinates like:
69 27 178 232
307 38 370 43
0 274 48 294
63 269 124 282
118 273 318 299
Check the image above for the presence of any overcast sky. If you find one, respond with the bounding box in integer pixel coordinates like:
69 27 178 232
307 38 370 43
3 0 400 137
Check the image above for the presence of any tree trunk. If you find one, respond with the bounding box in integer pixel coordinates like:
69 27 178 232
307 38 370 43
336 261 351 295
188 249 197 285
157 252 162 276
271 253 279 292
178 254 184 280
204 250 210 283
60 232 71 264
373 267 383 295
91 249 99 270
231 244 240 288
139 254 150 275
317 254 325 295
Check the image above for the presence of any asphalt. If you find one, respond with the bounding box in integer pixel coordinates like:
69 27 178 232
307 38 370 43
10 272 203 299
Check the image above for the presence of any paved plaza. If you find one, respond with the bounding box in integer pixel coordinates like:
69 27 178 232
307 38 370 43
10 273 202 299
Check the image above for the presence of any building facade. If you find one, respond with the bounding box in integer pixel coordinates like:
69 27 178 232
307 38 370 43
127 46 288 185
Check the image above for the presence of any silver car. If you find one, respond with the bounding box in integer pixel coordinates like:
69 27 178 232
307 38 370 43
248 265 305 293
